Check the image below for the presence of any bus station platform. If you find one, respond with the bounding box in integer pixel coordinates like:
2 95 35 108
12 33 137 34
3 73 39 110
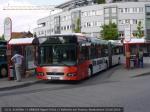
0 75 40 91
0 59 150 91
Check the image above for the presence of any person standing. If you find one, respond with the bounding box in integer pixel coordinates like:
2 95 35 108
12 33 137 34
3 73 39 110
138 49 144 68
11 52 24 82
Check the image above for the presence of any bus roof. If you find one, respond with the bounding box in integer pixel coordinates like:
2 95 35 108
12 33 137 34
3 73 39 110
89 37 108 45
109 40 123 46
38 34 88 45
38 34 109 45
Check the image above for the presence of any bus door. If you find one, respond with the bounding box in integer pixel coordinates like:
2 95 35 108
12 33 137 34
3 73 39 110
25 46 36 70
108 42 112 67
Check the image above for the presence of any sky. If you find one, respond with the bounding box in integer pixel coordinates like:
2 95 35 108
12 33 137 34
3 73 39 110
0 0 68 36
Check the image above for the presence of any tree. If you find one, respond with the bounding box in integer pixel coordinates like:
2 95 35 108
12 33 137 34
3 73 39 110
100 22 118 40
74 18 81 33
95 0 105 4
0 34 5 40
136 21 143 38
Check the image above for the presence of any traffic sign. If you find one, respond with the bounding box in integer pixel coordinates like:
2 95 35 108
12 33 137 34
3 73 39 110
124 24 131 42
4 17 12 41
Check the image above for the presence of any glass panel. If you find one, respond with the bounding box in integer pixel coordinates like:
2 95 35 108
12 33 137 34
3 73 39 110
39 45 76 66
104 8 109 14
111 8 117 13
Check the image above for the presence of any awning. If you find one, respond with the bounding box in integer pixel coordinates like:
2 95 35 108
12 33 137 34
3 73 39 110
8 37 39 45
124 38 146 44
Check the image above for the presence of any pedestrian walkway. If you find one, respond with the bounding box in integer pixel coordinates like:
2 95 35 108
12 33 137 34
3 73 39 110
109 63 150 81
0 76 40 91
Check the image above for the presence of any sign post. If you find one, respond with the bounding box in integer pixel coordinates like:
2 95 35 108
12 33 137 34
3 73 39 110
4 17 12 41
124 24 131 42
124 24 131 69
4 17 12 80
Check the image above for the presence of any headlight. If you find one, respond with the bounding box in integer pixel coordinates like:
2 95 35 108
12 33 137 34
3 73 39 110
38 72 44 76
67 73 76 77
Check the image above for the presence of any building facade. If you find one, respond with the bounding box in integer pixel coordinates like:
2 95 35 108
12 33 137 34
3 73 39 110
33 0 150 39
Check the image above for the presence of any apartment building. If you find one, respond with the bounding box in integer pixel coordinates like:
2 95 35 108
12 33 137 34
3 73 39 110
33 0 150 39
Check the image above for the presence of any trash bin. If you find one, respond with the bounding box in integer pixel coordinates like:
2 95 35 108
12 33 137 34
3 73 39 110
130 60 134 68
9 66 15 80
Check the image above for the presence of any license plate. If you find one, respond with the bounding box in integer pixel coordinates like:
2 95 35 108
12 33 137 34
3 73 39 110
50 76 60 80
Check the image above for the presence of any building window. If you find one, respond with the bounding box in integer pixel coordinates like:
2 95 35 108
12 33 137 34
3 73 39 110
118 20 123 24
125 8 129 13
64 26 66 30
119 8 123 13
129 8 133 13
105 19 109 25
70 25 72 29
83 23 87 28
96 10 103 16
112 19 117 24
133 8 137 13
111 8 117 13
104 8 109 14
87 22 91 27
125 19 130 24
92 10 96 16
61 26 63 30
91 22 94 27
90 11 93 16
96 21 102 26
139 8 143 13
133 19 138 24
68 15 71 20
67 25 70 30
83 11 88 16
130 20 133 24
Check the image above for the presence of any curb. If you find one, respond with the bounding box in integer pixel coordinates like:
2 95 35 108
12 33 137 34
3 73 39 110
0 80 42 91
131 72 150 78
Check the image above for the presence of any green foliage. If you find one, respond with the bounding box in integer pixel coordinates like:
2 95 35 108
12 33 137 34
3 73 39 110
100 22 118 40
0 34 5 40
136 21 143 38
95 0 105 4
74 18 81 33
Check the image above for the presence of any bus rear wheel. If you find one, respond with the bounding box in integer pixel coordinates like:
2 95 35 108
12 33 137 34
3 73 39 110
0 67 7 77
88 67 92 78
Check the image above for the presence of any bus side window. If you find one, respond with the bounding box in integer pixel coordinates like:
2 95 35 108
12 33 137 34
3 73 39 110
79 46 89 63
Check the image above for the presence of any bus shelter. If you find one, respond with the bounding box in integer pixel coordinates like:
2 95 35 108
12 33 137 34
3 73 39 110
124 38 150 69
7 37 39 80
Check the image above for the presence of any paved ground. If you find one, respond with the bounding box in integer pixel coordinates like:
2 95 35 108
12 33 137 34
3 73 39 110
0 65 150 112
1 62 150 91
0 57 150 112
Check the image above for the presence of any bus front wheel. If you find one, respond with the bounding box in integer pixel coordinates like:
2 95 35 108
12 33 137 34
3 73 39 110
0 67 7 77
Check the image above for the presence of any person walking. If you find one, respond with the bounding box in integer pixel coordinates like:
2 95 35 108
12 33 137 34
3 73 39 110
138 49 144 68
11 52 24 82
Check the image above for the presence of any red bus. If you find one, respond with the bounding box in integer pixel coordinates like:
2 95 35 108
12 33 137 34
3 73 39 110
36 34 122 81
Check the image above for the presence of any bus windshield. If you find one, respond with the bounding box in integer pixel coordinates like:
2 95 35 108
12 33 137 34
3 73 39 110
39 44 77 66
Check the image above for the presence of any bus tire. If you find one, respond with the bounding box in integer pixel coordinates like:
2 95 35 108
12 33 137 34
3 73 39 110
88 67 92 78
0 66 7 77
118 57 121 65
106 61 109 69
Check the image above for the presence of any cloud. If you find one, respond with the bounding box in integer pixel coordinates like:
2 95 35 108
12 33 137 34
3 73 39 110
0 0 50 36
